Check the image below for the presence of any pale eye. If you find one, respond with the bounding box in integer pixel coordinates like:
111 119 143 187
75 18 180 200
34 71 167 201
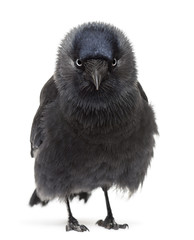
112 58 117 67
75 59 82 67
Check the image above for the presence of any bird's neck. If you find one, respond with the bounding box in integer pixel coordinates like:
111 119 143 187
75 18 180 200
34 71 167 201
60 89 142 134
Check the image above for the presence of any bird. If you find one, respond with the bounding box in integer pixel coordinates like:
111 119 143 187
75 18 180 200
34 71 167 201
29 22 158 232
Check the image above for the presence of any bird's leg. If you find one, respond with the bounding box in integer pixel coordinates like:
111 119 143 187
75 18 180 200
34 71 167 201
65 197 89 232
96 187 128 230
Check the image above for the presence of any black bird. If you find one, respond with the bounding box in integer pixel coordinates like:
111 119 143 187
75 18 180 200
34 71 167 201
29 22 158 232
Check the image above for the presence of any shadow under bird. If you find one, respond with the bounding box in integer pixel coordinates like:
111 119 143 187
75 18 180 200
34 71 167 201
29 22 158 232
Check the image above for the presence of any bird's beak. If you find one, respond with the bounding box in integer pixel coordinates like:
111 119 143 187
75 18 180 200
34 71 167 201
92 69 102 90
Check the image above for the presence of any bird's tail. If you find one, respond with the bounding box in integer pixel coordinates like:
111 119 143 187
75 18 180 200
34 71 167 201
70 192 91 203
29 189 49 207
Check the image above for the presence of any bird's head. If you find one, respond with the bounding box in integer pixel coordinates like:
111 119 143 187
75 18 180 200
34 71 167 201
55 22 138 106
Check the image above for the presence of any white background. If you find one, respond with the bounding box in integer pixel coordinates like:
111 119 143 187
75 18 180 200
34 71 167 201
0 0 194 239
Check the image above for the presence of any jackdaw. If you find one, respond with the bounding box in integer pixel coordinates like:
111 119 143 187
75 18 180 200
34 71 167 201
29 22 158 232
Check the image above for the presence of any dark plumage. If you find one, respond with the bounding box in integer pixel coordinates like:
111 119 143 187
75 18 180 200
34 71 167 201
29 22 158 231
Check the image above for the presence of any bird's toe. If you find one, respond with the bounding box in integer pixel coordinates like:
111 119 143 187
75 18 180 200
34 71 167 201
118 223 129 229
96 217 128 230
96 219 103 226
66 217 89 232
80 225 89 232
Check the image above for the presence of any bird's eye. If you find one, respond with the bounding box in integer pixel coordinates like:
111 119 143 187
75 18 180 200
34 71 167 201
112 58 117 67
75 59 82 67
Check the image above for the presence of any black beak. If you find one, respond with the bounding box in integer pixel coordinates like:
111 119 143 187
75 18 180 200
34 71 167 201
91 69 102 90
84 59 108 90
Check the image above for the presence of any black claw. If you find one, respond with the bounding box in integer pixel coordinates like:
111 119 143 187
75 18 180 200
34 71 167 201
80 225 89 232
96 217 128 230
66 217 89 232
119 223 129 229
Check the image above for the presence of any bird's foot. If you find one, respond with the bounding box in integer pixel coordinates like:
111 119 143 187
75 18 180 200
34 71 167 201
96 216 128 230
66 217 89 232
